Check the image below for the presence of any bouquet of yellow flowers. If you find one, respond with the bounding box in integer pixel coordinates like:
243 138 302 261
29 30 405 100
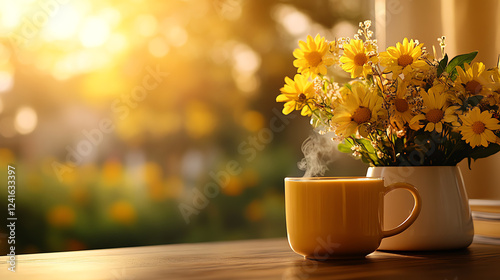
277 20 500 167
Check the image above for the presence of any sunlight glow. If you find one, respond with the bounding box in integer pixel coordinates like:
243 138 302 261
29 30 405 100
0 43 11 65
331 21 357 39
43 5 82 41
273 4 310 36
234 74 260 95
0 71 14 93
14 106 38 135
79 17 111 47
148 37 169 57
164 26 188 47
134 14 158 37
99 7 122 27
0 2 22 31
232 43 261 74
106 33 128 53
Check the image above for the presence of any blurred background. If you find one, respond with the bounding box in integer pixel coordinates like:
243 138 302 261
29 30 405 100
0 0 369 253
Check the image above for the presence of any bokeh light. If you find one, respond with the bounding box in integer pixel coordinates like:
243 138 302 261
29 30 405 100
79 17 111 47
43 5 82 41
14 106 38 134
0 0 368 254
0 70 13 92
273 4 311 36
134 14 158 37
148 36 169 57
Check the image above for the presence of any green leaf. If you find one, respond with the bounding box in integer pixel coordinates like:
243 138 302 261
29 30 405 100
469 144 500 162
437 54 448 77
356 138 375 153
367 153 379 165
466 95 484 107
354 138 380 165
360 156 370 164
394 137 404 155
338 142 352 154
366 74 374 84
444 132 470 165
445 51 478 79
344 83 352 92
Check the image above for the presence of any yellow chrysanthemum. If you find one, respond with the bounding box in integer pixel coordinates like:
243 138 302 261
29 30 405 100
277 74 316 116
340 39 377 78
332 83 383 137
293 35 334 77
458 107 500 148
390 79 414 128
455 62 493 97
380 38 429 77
409 86 458 133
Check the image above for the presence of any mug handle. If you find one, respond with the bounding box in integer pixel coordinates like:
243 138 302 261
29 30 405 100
381 182 422 238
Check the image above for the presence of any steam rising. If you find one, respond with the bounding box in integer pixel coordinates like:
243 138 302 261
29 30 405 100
298 131 338 177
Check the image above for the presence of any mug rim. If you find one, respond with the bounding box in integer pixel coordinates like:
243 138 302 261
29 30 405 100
285 176 383 181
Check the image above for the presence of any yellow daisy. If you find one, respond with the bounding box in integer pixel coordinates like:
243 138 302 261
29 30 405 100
390 79 414 128
455 62 493 97
339 39 377 78
293 35 334 77
380 38 429 77
409 86 458 133
487 68 500 105
276 74 316 116
458 107 500 148
331 83 383 137
493 67 500 83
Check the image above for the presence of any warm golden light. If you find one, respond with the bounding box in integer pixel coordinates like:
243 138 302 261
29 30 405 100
106 33 128 53
14 106 38 135
0 116 15 138
273 4 310 36
0 1 22 30
164 25 188 47
148 37 169 57
134 14 158 37
232 43 261 74
0 0 366 254
43 5 81 41
0 70 13 92
79 17 111 47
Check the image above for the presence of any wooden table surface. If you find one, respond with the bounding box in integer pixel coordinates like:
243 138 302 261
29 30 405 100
1 238 500 280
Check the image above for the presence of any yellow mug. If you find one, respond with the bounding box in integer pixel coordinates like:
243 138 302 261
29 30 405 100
285 177 421 259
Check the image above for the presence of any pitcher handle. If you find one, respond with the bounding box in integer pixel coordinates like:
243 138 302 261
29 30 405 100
382 182 422 238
